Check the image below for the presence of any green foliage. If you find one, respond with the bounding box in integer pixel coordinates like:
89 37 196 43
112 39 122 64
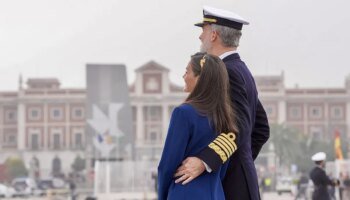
4 157 28 181
261 124 348 173
71 155 86 172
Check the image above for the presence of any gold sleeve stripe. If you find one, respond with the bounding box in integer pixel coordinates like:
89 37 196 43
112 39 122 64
208 142 228 163
217 135 234 153
220 132 235 141
215 137 234 155
227 132 238 151
212 140 230 158
208 132 238 163
220 133 237 151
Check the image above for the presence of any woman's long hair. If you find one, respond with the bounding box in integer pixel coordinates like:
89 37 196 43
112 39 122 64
185 52 238 134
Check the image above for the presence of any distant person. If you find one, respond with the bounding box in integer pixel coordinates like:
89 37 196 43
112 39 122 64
151 171 157 193
158 53 238 199
342 172 350 200
68 173 77 200
295 173 309 199
309 152 339 200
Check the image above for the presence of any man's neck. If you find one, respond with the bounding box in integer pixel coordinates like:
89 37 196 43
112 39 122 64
317 165 324 169
209 47 237 57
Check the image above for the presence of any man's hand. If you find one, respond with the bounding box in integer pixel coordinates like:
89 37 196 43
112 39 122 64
173 157 206 185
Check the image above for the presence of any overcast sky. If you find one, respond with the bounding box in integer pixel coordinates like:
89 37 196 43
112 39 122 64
1 0 349 91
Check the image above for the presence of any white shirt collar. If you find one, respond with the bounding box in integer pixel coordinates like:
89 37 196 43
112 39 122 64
219 50 238 60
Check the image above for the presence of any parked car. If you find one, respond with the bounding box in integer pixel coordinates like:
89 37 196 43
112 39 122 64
11 177 36 197
0 183 15 198
37 178 68 196
276 176 294 195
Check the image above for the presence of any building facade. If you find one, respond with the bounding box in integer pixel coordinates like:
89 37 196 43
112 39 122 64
1 61 350 178
0 78 86 177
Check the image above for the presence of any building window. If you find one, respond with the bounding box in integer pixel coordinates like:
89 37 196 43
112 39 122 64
168 106 176 118
53 134 61 149
143 74 162 93
289 106 302 119
5 110 17 122
143 106 162 143
3 133 17 146
31 134 40 150
146 78 160 91
71 107 84 120
150 132 157 141
132 106 137 122
331 106 343 119
8 112 15 120
74 133 83 149
310 126 323 140
53 110 60 117
266 107 273 115
50 107 63 120
75 109 82 117
144 106 162 121
32 110 38 117
29 108 41 120
309 106 323 119
8 135 16 145
265 105 277 118
145 127 162 144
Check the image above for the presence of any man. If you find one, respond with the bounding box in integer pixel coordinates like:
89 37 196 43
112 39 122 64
174 6 270 200
295 172 309 199
309 152 339 200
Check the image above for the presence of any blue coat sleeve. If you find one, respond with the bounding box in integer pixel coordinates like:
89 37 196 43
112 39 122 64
157 107 191 200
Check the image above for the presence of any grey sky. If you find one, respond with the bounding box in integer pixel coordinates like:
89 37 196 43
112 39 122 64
1 0 349 91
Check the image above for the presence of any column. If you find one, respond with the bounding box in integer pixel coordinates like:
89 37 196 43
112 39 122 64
43 102 48 149
65 102 70 149
304 103 308 135
278 99 286 124
0 105 3 150
17 102 26 150
162 104 169 143
324 102 329 136
347 101 350 158
136 104 144 144
162 72 170 95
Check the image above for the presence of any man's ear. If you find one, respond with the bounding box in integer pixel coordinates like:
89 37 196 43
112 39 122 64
210 30 218 42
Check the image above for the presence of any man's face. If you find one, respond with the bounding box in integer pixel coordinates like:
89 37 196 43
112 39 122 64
199 24 213 53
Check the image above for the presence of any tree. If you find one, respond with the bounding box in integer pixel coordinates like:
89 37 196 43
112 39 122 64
71 155 85 173
262 124 303 167
261 124 342 173
4 157 28 181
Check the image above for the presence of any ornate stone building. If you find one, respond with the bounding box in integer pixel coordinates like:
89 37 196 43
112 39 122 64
0 61 349 177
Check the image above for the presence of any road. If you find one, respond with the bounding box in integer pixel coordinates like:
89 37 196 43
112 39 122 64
3 192 297 200
262 192 295 200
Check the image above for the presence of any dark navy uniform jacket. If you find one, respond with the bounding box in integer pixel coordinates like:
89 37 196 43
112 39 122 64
309 166 335 200
158 104 230 200
197 53 270 200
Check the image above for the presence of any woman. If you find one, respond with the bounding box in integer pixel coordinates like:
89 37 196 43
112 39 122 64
157 53 238 200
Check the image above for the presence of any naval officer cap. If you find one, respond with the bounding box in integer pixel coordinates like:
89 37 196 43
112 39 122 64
311 152 326 162
195 5 249 30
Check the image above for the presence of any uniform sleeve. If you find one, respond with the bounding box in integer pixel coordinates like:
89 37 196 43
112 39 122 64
251 99 270 160
197 66 251 172
320 170 336 186
157 107 191 200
